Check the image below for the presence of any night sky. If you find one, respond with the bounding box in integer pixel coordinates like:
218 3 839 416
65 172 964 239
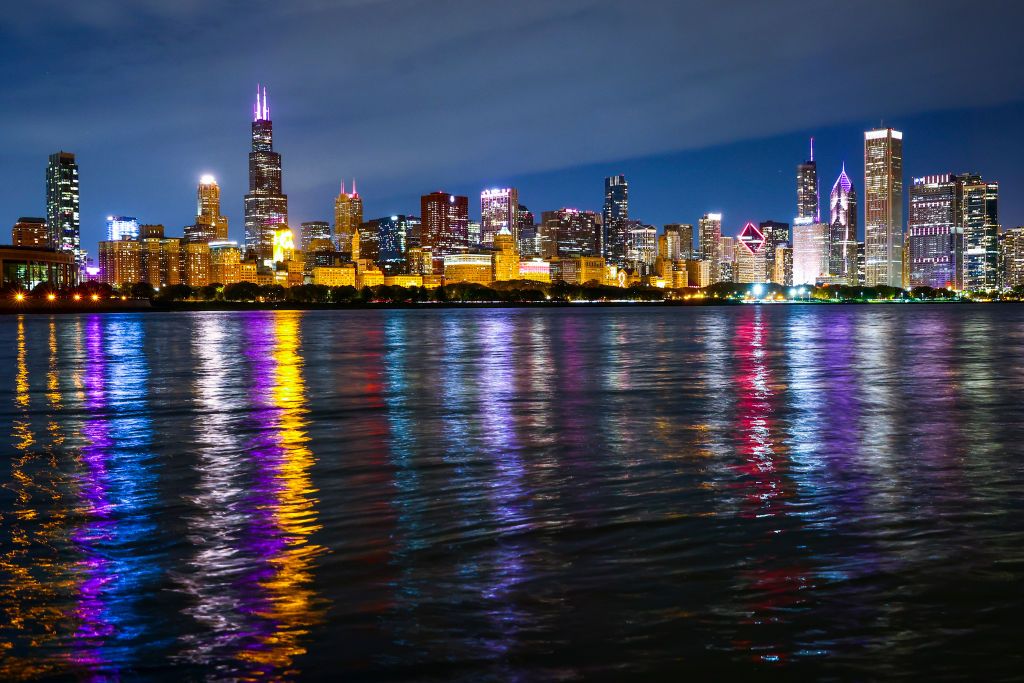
2 0 1024 256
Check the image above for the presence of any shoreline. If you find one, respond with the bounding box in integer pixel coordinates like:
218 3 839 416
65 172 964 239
0 298 993 315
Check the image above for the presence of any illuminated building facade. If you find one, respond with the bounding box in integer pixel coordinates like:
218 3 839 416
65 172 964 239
698 213 722 283
519 258 551 282
46 151 82 265
312 264 356 287
961 174 999 290
300 221 331 252
516 205 537 256
829 165 858 285
719 236 736 282
334 179 363 255
492 228 519 281
244 86 288 262
797 138 819 222
106 215 139 242
603 174 628 266
792 218 830 285
421 191 469 274
376 215 419 274
480 188 518 246
0 247 77 289
540 209 601 259
773 245 793 286
444 253 492 285
759 220 789 282
209 241 242 285
907 174 963 289
685 259 712 288
736 222 767 283
99 239 141 289
189 175 229 242
182 241 211 287
140 230 182 288
626 222 658 268
663 224 693 260
11 217 48 248
1001 227 1024 289
864 128 904 287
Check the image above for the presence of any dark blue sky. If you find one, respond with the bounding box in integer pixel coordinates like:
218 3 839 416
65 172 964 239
2 0 1023 257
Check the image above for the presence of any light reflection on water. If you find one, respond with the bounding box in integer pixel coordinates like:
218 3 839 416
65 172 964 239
1 306 1023 680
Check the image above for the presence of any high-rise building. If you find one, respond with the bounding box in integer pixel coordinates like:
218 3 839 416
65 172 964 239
792 218 829 285
480 188 518 247
140 230 181 288
421 191 469 274
243 86 288 262
829 165 859 285
106 215 139 242
864 128 904 287
182 241 211 287
626 221 658 268
907 174 963 290
759 220 790 283
334 179 363 255
603 175 628 266
961 174 1000 290
516 205 537 256
1001 227 1024 290
698 213 722 282
209 241 243 285
11 218 48 248
189 175 229 242
46 151 82 265
376 215 419 274
736 222 767 284
663 224 694 260
540 209 601 260
773 245 793 286
719 236 736 283
797 138 819 222
99 239 141 289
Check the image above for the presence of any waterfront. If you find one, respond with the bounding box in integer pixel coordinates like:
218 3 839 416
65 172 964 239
1 305 1022 680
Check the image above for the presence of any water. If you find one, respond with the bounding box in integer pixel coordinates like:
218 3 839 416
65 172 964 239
1 305 1023 681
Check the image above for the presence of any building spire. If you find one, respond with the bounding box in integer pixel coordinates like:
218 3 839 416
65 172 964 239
340 179 346 195
263 86 269 120
352 177 357 196
810 136 815 162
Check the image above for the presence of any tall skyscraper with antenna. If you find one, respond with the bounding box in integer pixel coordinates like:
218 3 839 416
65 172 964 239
243 85 288 262
796 138 819 222
334 178 363 256
829 164 858 284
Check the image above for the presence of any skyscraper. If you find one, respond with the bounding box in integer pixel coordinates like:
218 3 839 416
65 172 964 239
736 222 767 284
300 220 332 253
190 175 229 242
421 191 469 274
907 174 963 290
480 188 518 247
334 179 363 256
1001 227 1024 290
829 165 858 285
792 218 829 285
961 174 999 290
603 175 628 266
46 151 82 265
864 128 904 287
516 205 537 256
797 138 819 222
243 85 288 263
376 215 419 274
698 213 722 283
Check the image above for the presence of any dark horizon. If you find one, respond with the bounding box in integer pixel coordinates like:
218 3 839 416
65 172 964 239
2 1 1024 253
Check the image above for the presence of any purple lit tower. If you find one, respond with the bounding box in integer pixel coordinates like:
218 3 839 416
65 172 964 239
244 85 289 262
829 164 859 284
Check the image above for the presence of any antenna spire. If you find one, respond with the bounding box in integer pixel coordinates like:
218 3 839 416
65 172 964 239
352 177 357 196
810 136 814 162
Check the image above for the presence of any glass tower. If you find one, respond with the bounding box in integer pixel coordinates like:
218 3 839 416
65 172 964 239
46 151 82 266
829 165 858 285
243 85 288 262
603 175 628 266
961 174 999 290
864 128 904 287
797 138 819 222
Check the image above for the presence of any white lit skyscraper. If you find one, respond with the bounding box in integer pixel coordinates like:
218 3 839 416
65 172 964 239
864 128 904 287
106 215 139 242
907 174 962 290
46 151 82 265
480 188 518 247
698 213 723 283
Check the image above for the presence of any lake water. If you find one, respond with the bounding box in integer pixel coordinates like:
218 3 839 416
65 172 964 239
1 305 1022 680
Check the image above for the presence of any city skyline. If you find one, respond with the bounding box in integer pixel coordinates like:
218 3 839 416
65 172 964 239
2 2 1024 252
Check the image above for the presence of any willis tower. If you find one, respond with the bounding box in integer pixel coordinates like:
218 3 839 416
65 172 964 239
244 85 288 262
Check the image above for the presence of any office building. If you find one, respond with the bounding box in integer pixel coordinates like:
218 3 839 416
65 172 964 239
736 222 767 284
829 165 858 285
907 174 963 290
99 239 141 289
209 241 243 285
46 151 82 265
758 220 789 283
792 218 829 285
1001 227 1024 289
773 245 793 286
664 224 693 260
698 213 723 283
243 86 288 262
492 228 519 282
421 191 469 274
540 208 601 260
480 188 518 246
106 215 139 242
961 175 1000 290
797 138 819 222
603 174 628 265
189 175 229 242
864 128 904 287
